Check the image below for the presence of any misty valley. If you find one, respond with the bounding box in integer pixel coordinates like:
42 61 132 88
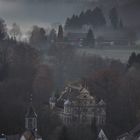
0 0 140 140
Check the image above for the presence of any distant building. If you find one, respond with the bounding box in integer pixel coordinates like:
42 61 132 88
66 32 87 47
49 82 106 128
96 30 132 48
96 37 130 48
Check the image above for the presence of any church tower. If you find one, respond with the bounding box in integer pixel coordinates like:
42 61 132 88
25 94 37 133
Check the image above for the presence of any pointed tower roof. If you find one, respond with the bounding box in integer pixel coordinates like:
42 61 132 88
26 104 37 118
98 99 106 106
98 129 108 140
80 87 90 95
25 94 37 118
78 86 95 100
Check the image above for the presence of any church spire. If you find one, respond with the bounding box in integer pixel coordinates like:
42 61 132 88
30 93 33 104
81 78 88 89
25 93 37 132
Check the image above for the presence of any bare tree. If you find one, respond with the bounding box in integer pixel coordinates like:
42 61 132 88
9 23 22 40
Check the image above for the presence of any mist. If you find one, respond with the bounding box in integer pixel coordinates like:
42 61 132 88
0 0 95 32
0 0 140 33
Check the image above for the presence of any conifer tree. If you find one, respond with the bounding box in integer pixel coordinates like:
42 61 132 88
57 25 63 41
109 7 119 29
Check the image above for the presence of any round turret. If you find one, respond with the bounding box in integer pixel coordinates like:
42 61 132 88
64 99 72 106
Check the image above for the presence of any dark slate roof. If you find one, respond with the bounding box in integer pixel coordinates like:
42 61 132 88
118 123 140 140
130 123 140 137
57 85 80 101
25 104 37 118
117 132 130 139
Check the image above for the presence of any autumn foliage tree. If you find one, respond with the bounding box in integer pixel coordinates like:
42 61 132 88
9 23 22 40
0 38 40 134
33 64 54 104
29 25 47 49
57 25 63 42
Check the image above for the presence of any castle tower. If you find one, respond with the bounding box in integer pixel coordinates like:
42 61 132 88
25 94 37 133
63 99 72 125
96 99 106 128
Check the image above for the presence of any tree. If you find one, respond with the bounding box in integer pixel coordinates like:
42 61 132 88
0 46 9 81
58 126 68 140
127 30 137 47
33 64 54 104
0 40 40 135
127 52 137 68
91 117 98 139
29 25 47 48
79 11 84 27
119 19 124 29
64 7 106 30
48 43 75 89
0 18 7 40
88 68 122 129
109 7 119 29
49 29 57 43
65 18 71 30
57 25 63 41
127 52 140 68
67 125 94 140
38 106 61 139
84 29 95 47
91 7 106 27
9 23 22 40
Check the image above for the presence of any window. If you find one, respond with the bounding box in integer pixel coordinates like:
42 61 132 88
28 118 33 129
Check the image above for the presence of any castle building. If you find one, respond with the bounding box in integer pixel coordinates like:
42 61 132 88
50 83 106 127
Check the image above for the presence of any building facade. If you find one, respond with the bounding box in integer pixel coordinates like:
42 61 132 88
50 83 106 127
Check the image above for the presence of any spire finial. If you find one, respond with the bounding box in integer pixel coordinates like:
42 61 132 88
67 87 71 100
30 93 33 104
83 79 87 89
